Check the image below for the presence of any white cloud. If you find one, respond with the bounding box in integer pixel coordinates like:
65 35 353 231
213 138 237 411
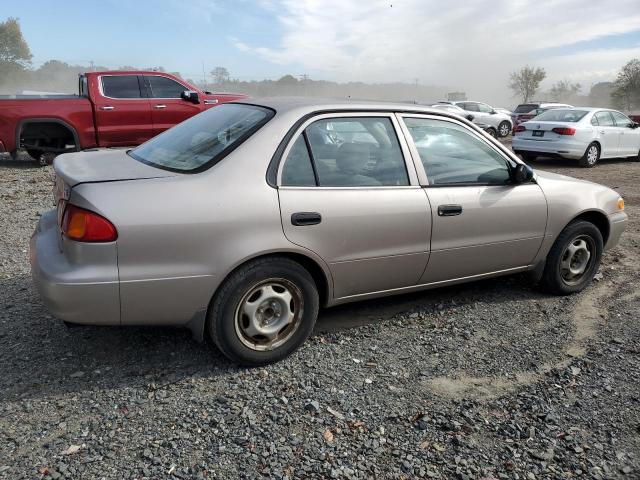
235 0 640 104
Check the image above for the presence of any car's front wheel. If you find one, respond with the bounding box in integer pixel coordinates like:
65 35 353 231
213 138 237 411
485 127 497 138
208 257 319 366
540 220 603 295
498 121 511 137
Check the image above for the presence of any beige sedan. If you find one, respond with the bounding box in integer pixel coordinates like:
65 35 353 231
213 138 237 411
31 99 627 366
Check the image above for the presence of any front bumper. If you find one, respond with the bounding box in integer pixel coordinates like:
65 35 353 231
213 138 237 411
605 211 628 251
30 210 121 325
512 137 585 159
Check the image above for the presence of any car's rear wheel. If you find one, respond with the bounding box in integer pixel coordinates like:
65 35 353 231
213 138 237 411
208 257 319 366
498 121 511 137
579 142 600 168
521 152 537 162
540 220 603 295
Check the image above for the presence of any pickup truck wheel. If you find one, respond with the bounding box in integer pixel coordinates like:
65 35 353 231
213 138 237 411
540 220 603 295
208 257 319 366
27 149 43 161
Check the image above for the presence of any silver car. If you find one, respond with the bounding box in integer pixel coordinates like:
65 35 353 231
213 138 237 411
30 99 627 366
513 108 640 167
450 101 513 137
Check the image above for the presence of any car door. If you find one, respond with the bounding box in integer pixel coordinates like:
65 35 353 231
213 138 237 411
94 74 153 146
277 113 431 299
143 75 202 135
610 111 639 156
592 111 620 157
398 114 547 284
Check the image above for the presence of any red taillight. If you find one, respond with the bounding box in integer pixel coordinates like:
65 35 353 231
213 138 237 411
62 205 117 242
514 125 526 133
551 127 576 135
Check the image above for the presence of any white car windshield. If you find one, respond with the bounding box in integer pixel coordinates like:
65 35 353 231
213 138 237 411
534 109 588 122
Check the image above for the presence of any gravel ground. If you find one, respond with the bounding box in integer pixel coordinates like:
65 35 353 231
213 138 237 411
0 148 639 479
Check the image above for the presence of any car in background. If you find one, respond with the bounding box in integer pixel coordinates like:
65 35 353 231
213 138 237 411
429 103 498 137
0 70 247 165
444 101 513 137
512 108 640 167
31 99 627 366
511 102 573 132
494 107 512 116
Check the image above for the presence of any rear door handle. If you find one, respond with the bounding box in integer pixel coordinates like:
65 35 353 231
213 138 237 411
100 106 114 110
438 204 463 216
599 130 605 134
291 212 322 226
154 104 167 109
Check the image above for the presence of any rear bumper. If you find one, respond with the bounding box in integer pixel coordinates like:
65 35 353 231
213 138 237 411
30 210 121 325
512 137 585 159
605 211 628 251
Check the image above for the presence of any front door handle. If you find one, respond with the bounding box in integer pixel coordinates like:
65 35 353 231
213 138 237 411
599 130 605 134
154 104 167 109
438 204 463 217
291 212 322 226
100 106 115 110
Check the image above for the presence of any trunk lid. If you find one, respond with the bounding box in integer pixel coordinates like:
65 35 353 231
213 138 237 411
54 149 176 188
517 121 577 141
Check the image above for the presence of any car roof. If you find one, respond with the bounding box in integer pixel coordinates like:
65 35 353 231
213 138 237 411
234 96 469 118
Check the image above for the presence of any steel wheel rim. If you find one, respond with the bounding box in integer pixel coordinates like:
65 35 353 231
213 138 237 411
499 123 510 136
559 235 595 285
587 145 598 165
234 278 304 351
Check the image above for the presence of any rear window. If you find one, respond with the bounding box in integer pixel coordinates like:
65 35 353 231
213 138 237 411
101 75 141 98
514 104 537 114
129 103 274 173
534 109 587 122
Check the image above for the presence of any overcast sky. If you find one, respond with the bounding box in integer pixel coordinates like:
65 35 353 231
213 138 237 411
3 0 640 105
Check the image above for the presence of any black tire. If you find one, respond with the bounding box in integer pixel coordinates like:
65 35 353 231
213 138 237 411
578 142 600 168
540 220 603 295
26 149 42 161
208 257 319 366
498 121 511 137
521 153 537 162
27 150 56 166
632 148 640 162
485 127 497 138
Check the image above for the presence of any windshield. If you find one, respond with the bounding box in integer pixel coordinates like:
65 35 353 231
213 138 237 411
514 104 537 114
129 103 274 172
534 109 587 122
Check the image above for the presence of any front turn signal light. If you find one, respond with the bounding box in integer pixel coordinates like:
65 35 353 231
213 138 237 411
617 197 624 211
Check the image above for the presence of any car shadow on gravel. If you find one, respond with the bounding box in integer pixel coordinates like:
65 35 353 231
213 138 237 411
528 156 632 170
0 271 552 401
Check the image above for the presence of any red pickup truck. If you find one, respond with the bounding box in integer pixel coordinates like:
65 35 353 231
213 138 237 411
0 71 246 163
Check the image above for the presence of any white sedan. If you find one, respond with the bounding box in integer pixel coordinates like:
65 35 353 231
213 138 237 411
512 108 640 167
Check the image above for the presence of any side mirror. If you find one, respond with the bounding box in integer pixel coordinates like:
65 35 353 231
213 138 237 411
466 114 474 122
629 122 639 129
513 163 534 184
181 90 200 104
490 110 497 114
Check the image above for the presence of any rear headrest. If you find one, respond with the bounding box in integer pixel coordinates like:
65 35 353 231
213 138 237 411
336 143 370 174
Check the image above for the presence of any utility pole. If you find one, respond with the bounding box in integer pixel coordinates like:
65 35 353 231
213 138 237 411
202 62 207 88
299 74 309 96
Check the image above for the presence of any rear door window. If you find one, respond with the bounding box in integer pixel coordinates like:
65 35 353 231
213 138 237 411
101 75 142 98
594 111 615 126
514 104 538 114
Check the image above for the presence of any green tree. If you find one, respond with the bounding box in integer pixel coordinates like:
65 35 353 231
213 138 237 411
611 59 640 111
508 66 546 102
0 17 32 86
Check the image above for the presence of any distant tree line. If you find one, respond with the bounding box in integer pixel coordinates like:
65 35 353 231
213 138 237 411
508 61 640 111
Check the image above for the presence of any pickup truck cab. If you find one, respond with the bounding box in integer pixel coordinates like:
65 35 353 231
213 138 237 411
0 71 247 163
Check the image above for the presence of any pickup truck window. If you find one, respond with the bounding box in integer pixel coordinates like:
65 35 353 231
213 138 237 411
146 76 185 98
101 75 142 98
129 103 274 173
